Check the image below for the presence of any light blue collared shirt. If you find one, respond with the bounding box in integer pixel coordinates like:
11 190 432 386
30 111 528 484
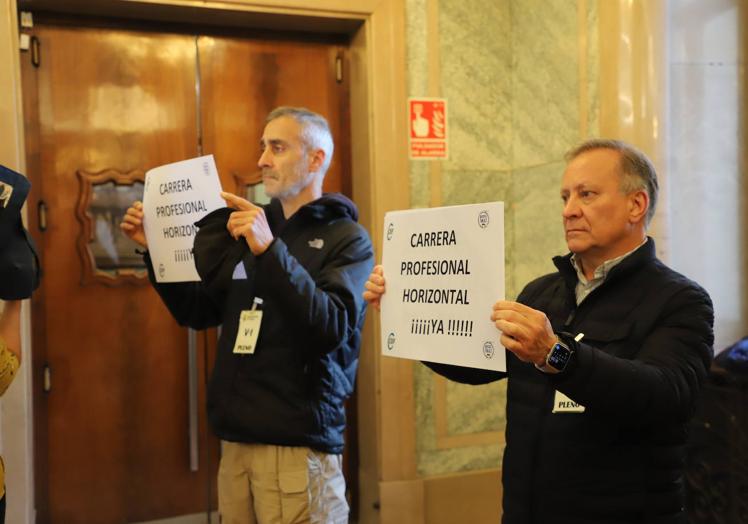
570 239 647 305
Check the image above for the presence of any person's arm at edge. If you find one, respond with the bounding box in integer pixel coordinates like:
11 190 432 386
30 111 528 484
0 300 22 395
0 300 21 363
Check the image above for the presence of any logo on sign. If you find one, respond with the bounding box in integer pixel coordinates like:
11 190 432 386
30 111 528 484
158 263 166 279
387 332 396 350
386 223 394 241
483 341 495 359
478 211 490 229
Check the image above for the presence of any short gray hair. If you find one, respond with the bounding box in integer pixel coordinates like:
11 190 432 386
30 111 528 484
266 106 334 177
565 138 659 227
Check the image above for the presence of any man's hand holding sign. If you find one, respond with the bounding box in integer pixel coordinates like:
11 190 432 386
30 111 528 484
120 155 225 283
365 268 559 368
120 200 146 248
491 301 558 366
362 265 385 311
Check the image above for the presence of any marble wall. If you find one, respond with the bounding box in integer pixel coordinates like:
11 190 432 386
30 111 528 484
405 0 599 476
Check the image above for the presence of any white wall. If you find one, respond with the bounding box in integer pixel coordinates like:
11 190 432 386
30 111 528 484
668 0 747 353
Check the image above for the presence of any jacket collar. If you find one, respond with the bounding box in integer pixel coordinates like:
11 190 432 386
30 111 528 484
553 236 656 290
278 192 359 223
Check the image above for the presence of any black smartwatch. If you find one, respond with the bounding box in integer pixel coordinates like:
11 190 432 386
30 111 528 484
536 332 578 374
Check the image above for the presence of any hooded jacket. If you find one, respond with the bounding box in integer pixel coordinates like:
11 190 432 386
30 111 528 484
427 239 714 524
146 193 374 453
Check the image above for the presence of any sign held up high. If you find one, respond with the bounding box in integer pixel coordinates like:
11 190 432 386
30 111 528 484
142 155 225 283
380 202 506 371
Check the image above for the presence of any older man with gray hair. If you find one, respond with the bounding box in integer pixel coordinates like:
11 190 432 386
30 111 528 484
123 107 373 523
364 138 714 523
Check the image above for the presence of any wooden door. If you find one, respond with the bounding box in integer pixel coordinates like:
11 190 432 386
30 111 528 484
22 19 351 524
198 34 350 198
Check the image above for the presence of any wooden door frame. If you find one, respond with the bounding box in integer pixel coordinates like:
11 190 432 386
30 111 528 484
2 0 417 522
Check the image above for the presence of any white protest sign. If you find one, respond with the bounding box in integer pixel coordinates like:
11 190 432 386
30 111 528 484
142 155 225 283
380 202 505 371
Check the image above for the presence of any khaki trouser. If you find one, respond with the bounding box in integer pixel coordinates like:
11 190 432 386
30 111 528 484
218 441 349 524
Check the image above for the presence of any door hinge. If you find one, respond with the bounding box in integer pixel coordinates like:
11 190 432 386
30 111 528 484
43 364 51 393
335 55 343 83
20 11 33 28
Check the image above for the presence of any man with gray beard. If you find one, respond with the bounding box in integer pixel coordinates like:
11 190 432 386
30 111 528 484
123 107 373 524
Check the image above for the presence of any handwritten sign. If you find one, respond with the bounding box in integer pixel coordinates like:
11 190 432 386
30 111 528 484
142 155 225 282
380 202 506 371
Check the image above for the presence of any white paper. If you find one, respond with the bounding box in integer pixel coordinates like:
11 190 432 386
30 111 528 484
380 202 506 371
142 155 225 282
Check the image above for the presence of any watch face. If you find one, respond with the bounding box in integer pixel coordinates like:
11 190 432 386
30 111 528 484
548 342 572 370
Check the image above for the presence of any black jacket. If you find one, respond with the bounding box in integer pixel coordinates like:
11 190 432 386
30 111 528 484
147 194 374 454
427 239 714 524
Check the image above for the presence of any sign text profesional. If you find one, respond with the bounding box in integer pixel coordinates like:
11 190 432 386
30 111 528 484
380 202 506 371
142 155 225 283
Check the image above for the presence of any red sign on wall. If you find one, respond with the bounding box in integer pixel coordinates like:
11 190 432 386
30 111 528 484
408 98 448 160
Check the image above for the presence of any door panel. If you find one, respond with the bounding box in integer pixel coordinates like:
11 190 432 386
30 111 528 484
198 35 348 195
24 20 353 524
26 25 217 523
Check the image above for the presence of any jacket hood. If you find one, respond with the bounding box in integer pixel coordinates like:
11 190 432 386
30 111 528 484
294 193 359 222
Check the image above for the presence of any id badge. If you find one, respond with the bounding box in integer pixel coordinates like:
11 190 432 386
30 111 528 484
233 310 263 354
552 390 586 413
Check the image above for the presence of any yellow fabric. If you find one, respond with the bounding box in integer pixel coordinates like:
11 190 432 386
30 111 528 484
0 336 20 499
